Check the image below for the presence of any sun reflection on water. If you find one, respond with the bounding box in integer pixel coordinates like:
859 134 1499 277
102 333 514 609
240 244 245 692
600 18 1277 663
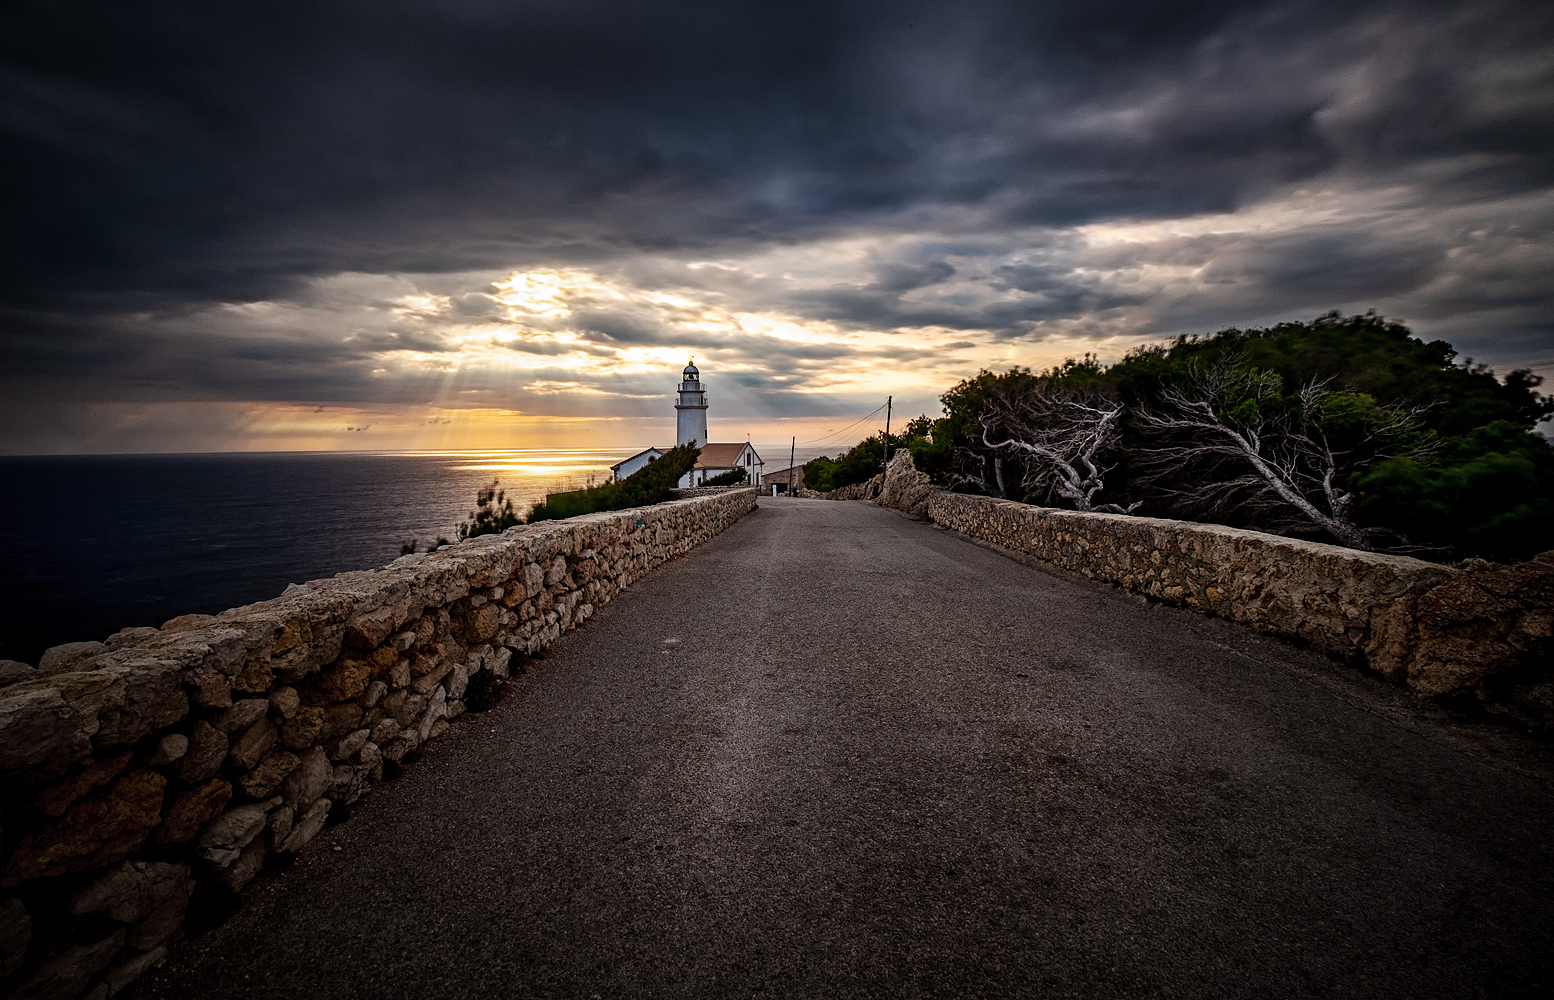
366 449 635 503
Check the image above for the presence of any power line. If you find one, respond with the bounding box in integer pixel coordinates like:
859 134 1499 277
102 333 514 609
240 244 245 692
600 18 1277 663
797 401 890 449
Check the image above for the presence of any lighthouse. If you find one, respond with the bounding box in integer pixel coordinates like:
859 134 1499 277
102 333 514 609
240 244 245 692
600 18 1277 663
675 360 708 447
609 359 764 486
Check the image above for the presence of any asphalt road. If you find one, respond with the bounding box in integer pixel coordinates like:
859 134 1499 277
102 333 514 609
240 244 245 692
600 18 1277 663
133 497 1554 999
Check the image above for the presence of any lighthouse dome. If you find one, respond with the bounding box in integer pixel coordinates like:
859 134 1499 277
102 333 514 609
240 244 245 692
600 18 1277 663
683 361 700 378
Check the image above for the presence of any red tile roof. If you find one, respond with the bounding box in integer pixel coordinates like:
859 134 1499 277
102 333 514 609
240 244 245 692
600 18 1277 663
693 442 757 468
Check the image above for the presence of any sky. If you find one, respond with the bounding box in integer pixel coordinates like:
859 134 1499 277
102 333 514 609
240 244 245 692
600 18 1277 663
3 0 1552 456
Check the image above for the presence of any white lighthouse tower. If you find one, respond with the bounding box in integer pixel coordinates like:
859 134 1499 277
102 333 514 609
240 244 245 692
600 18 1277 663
675 359 708 446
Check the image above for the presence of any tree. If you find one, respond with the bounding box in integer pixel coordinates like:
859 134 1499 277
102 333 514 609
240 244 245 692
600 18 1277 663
1131 359 1430 550
1354 421 1554 561
939 358 1112 502
803 435 887 492
703 467 748 486
974 380 1137 514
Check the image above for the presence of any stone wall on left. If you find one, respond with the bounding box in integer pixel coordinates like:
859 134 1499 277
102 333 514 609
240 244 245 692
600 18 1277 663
0 488 757 1000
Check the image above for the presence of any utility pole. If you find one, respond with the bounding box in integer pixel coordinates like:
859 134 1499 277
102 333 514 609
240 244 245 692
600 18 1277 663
787 436 795 495
882 395 892 471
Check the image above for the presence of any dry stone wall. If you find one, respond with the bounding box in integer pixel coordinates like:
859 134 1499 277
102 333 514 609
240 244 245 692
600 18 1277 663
0 488 757 1000
870 452 1553 728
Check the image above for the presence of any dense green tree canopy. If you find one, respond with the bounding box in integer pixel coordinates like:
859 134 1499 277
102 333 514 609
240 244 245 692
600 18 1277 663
808 314 1552 562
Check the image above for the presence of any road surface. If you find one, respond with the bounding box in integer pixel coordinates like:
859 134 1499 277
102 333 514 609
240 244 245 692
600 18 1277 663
133 497 1554 999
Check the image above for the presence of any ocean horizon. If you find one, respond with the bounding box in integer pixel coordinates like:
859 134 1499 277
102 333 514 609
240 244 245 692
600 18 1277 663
0 449 635 666
0 443 852 665
0 444 844 666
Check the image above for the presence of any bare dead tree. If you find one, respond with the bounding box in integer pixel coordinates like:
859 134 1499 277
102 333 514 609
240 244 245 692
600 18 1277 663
945 447 1013 499
1131 360 1429 550
975 382 1139 514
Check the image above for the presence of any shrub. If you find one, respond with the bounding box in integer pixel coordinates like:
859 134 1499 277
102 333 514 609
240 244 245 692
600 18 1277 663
703 467 748 486
458 481 520 539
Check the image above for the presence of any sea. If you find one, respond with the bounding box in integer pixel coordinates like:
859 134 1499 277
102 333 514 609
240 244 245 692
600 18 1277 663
0 450 634 666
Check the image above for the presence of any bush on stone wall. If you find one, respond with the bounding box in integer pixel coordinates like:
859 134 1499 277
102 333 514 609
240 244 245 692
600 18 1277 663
525 444 700 524
458 481 521 540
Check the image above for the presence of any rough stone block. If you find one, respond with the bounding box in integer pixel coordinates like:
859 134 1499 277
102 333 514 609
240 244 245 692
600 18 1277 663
268 685 300 720
271 616 312 656
3 770 166 885
362 680 388 708
214 698 268 734
156 778 232 847
104 627 159 649
280 747 332 811
330 764 364 805
417 687 447 743
39 641 107 676
365 646 398 679
143 733 188 767
395 694 427 730
113 874 183 948
183 669 232 709
35 753 131 819
407 648 441 678
228 717 278 770
320 703 363 740
67 861 190 923
278 798 330 853
445 662 470 701
410 662 453 696
380 690 407 718
230 657 275 696
281 707 325 751
521 562 544 598
0 659 35 686
380 733 416 763
237 749 301 800
413 615 436 647
214 840 268 896
195 799 277 868
267 805 294 850
329 729 370 762
346 609 398 650
315 658 371 702
369 718 401 746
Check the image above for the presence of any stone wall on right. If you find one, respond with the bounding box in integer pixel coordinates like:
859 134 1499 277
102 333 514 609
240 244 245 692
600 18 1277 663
874 452 1553 731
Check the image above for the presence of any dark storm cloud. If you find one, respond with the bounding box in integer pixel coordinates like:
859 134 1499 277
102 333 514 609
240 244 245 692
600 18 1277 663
2 0 1540 300
2 0 1553 433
